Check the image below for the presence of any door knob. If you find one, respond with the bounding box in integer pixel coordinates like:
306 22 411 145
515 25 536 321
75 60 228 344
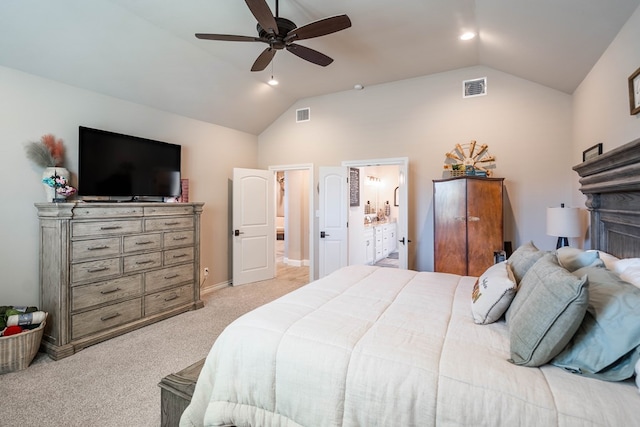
320 231 330 238
234 229 244 236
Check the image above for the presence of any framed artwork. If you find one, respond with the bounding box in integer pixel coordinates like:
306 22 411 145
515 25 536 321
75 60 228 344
394 186 399 207
349 168 360 207
629 66 640 116
583 143 603 162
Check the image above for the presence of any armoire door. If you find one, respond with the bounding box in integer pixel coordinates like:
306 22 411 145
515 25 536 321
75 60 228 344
466 178 504 276
433 178 468 274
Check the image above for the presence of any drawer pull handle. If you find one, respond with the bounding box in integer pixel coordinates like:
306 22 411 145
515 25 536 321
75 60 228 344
88 245 109 251
454 216 466 221
100 225 122 230
164 274 179 279
135 260 155 265
173 254 188 259
164 294 178 302
100 287 121 295
165 221 180 226
88 267 109 273
135 241 153 245
468 216 480 222
100 312 121 321
173 236 188 241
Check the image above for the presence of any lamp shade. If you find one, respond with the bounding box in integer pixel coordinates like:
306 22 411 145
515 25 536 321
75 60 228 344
546 207 581 238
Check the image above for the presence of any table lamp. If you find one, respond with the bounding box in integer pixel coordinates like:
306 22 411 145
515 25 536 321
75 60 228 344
546 203 581 249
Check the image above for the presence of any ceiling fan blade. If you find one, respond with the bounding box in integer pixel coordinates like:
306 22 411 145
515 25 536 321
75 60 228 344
196 33 263 42
251 47 276 71
245 0 278 35
284 14 351 42
286 44 333 67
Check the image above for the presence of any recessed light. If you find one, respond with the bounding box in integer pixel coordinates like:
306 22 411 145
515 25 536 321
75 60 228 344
460 32 476 41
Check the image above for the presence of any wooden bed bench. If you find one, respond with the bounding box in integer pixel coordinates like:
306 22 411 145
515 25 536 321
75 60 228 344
159 358 205 427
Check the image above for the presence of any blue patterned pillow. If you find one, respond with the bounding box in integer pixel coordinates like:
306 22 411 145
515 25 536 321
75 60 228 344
552 265 640 381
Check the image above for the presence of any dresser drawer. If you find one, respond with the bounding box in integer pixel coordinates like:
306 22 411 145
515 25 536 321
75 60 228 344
72 206 143 219
144 205 193 216
72 219 142 237
146 264 194 293
71 274 143 311
164 230 194 248
145 216 193 232
72 237 121 261
124 233 162 253
71 298 142 340
164 247 194 266
72 257 121 283
145 284 193 316
124 251 162 273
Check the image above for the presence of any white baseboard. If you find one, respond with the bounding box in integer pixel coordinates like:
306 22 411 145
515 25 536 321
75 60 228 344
201 280 231 296
283 258 310 267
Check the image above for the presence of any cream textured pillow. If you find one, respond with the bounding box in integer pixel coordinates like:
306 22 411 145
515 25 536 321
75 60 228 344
471 261 518 325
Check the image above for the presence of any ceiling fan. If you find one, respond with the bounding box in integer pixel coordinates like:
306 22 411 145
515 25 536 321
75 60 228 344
195 0 351 72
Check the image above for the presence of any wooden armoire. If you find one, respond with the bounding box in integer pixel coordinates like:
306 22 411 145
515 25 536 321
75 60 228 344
433 176 504 276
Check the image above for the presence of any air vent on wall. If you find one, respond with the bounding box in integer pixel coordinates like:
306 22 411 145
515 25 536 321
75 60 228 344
463 77 487 98
296 108 310 123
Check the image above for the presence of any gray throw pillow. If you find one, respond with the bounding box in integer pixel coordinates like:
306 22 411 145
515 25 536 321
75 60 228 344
552 265 640 381
506 253 589 367
556 247 603 272
507 241 545 284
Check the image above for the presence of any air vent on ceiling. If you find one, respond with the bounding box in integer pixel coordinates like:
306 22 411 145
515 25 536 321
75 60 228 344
463 77 487 98
296 108 310 123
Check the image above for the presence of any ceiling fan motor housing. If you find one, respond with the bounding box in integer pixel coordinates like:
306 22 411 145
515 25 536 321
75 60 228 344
258 17 296 49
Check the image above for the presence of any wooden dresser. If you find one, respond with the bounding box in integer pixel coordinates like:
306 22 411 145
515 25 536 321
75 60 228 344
433 177 503 276
36 202 204 360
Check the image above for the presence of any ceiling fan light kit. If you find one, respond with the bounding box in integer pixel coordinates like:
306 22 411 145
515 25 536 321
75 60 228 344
195 0 351 72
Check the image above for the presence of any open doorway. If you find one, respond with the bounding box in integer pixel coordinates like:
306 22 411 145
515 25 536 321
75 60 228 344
343 158 409 270
270 165 314 283
350 164 400 268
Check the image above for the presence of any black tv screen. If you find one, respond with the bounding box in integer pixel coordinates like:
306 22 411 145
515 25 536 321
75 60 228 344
78 126 181 199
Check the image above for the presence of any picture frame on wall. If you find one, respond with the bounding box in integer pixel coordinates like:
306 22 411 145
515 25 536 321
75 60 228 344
583 143 603 162
629 66 640 116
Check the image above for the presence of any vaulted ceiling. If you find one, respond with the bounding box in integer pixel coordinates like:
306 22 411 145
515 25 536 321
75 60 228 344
1 0 638 134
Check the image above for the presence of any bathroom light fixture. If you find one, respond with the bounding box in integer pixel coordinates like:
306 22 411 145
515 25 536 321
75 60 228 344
460 31 476 41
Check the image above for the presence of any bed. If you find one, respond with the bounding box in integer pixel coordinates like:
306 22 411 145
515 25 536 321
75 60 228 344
180 138 640 427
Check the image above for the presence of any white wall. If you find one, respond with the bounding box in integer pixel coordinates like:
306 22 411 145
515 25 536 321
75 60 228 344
258 66 573 272
0 66 258 305
572 6 640 192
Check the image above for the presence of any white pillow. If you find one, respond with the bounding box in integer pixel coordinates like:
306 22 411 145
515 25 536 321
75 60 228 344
614 258 640 289
471 261 518 325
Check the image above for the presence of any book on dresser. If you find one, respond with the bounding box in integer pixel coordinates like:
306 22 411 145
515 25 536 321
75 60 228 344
35 202 204 360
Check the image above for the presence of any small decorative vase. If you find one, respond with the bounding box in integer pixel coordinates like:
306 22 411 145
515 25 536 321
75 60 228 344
42 167 70 202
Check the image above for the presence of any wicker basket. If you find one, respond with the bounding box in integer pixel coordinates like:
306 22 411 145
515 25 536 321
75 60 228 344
0 313 47 374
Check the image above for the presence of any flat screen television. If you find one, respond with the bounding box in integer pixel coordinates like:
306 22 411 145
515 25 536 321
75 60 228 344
78 126 181 200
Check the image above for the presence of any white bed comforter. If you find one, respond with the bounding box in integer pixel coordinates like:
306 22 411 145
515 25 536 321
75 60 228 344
181 265 640 427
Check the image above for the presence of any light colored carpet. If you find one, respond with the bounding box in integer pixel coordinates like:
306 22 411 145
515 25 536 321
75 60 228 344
0 265 309 427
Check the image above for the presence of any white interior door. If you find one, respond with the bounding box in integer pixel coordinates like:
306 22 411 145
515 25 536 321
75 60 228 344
319 167 348 277
396 162 409 269
232 168 275 286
